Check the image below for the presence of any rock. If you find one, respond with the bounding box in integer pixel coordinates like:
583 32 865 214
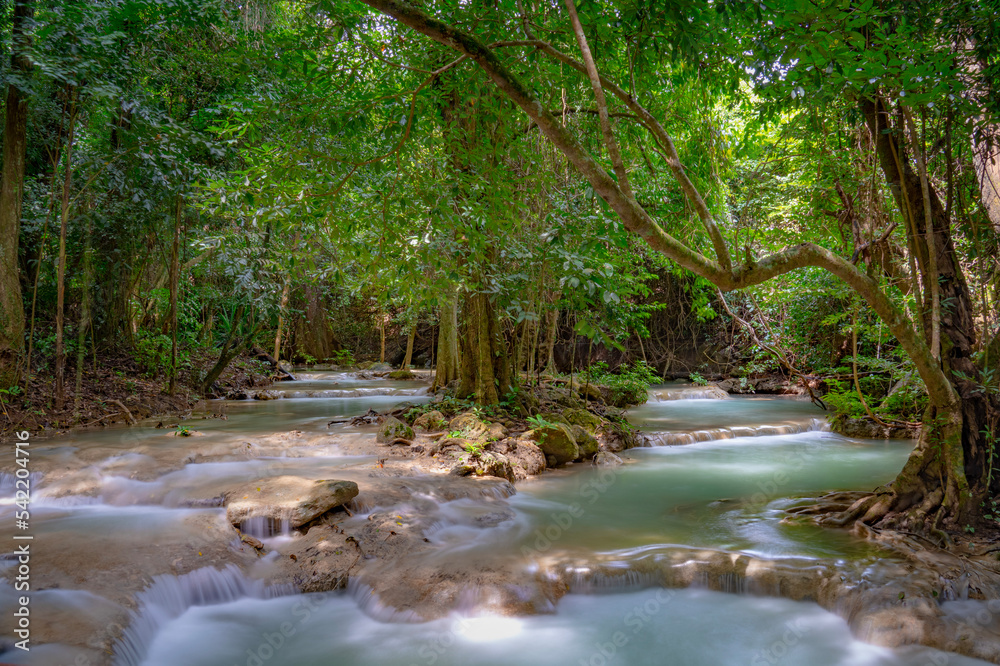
451 451 516 483
371 362 394 371
356 361 374 369
835 416 920 440
488 439 546 479
574 383 605 402
571 425 599 460
538 412 570 426
600 421 645 452
593 451 624 466
529 423 579 465
563 408 603 434
412 410 447 432
377 416 414 443
225 477 359 528
388 369 416 380
447 412 505 442
427 437 469 457
253 390 280 401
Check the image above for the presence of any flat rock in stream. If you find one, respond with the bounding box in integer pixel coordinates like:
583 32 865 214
225 476 359 528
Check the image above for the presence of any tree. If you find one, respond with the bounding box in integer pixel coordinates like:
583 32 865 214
356 0 999 530
0 0 32 388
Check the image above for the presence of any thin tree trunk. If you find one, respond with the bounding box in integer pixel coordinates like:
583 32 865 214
25 146 64 395
200 305 251 394
55 98 78 411
0 0 33 388
168 195 182 395
544 308 559 374
401 323 416 369
73 212 93 421
273 277 291 361
379 316 385 363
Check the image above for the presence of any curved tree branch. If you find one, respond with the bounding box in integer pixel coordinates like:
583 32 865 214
358 0 956 412
562 0 634 201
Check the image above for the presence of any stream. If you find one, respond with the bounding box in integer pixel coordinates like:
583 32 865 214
0 373 991 665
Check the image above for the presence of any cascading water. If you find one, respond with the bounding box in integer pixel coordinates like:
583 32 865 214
113 565 295 666
2 373 994 665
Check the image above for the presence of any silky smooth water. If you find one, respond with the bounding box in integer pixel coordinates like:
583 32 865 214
2 374 990 666
130 587 983 666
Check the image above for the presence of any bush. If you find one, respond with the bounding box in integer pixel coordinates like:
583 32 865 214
583 361 659 407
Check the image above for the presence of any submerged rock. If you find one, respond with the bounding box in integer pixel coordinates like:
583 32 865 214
593 451 624 466
529 423 579 465
376 416 415 443
225 477 359 528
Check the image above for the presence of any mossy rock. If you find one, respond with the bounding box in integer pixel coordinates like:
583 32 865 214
529 423 579 466
571 425 599 460
356 361 374 370
563 408 604 434
388 369 416 380
413 409 447 431
448 412 504 442
376 416 414 443
538 411 570 426
450 451 516 483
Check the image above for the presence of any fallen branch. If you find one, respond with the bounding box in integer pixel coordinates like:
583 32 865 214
108 399 137 425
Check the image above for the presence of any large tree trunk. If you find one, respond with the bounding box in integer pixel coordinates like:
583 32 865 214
432 293 460 391
457 291 508 404
291 286 335 362
850 98 999 530
0 0 33 388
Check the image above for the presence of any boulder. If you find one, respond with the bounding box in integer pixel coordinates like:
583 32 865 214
487 438 546 479
376 416 414 443
600 421 645 453
225 477 359 528
538 412 570 426
563 408 603 434
593 451 624 467
571 425 599 460
371 362 394 371
448 413 506 442
412 410 447 432
529 423 579 465
450 451 516 483
388 369 416 380
508 440 546 478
